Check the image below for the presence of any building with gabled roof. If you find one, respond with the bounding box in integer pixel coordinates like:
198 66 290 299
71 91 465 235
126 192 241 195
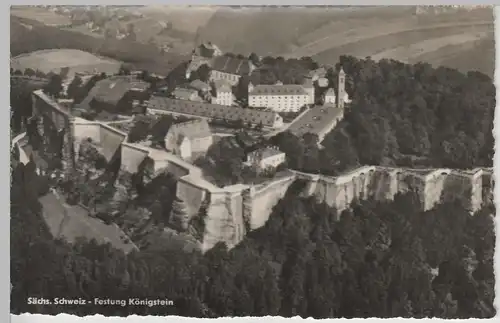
209 55 255 86
146 96 284 129
164 119 213 160
171 87 203 102
248 80 314 113
245 146 286 171
189 79 211 93
77 75 150 113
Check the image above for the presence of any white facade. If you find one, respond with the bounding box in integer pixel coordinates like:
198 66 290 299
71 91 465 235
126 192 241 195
249 94 309 112
211 90 233 106
324 89 336 104
173 137 192 160
246 148 286 170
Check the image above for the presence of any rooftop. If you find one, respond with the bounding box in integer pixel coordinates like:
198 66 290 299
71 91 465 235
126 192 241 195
249 84 308 96
211 55 253 76
250 147 284 160
189 79 211 91
78 76 150 108
147 96 282 128
287 104 343 139
172 87 201 101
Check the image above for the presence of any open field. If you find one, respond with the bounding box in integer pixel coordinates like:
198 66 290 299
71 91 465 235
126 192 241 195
11 49 122 76
11 6 495 76
11 6 71 26
10 15 186 76
136 5 218 34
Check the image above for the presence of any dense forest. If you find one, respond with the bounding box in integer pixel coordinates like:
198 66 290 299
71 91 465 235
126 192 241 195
11 156 496 317
270 56 494 175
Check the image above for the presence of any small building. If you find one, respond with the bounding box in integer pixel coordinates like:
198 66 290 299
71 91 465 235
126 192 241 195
164 119 213 160
324 88 336 104
211 79 234 106
246 146 286 171
171 87 202 102
189 79 211 94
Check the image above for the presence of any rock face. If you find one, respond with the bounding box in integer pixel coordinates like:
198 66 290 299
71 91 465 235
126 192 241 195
180 166 493 253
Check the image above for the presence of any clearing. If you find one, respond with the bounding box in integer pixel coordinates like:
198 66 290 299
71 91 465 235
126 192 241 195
39 192 137 254
11 49 122 77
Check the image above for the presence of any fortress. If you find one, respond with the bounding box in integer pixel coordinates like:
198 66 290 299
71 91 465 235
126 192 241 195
26 89 495 253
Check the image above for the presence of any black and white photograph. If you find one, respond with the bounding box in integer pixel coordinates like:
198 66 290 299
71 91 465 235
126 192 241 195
10 4 496 319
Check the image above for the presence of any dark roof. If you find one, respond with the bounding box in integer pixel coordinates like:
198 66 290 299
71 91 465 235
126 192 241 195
147 96 281 127
211 56 253 76
80 76 150 107
250 84 307 96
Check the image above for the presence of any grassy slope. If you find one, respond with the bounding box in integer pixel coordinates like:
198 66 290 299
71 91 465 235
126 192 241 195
196 6 494 76
10 15 187 75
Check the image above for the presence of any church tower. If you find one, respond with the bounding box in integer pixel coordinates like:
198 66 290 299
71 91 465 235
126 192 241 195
337 67 346 110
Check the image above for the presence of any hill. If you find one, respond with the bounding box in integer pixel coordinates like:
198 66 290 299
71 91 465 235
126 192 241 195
11 49 122 77
196 6 494 76
10 15 187 76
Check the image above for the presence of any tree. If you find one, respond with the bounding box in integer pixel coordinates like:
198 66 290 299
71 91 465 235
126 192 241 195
67 76 83 100
249 52 260 66
127 119 151 143
43 74 63 98
169 197 189 231
24 68 36 77
196 64 211 83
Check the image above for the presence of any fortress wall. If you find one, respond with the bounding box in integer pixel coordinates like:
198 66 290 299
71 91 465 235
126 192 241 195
73 122 101 143
482 170 494 204
98 124 127 162
166 161 191 179
202 199 233 252
422 170 450 211
120 143 149 174
249 175 296 230
176 177 207 219
443 170 483 213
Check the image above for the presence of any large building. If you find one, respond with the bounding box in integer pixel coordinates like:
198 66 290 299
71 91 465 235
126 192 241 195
147 96 284 129
208 55 255 86
164 119 213 161
77 75 150 113
248 80 315 113
186 43 255 86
